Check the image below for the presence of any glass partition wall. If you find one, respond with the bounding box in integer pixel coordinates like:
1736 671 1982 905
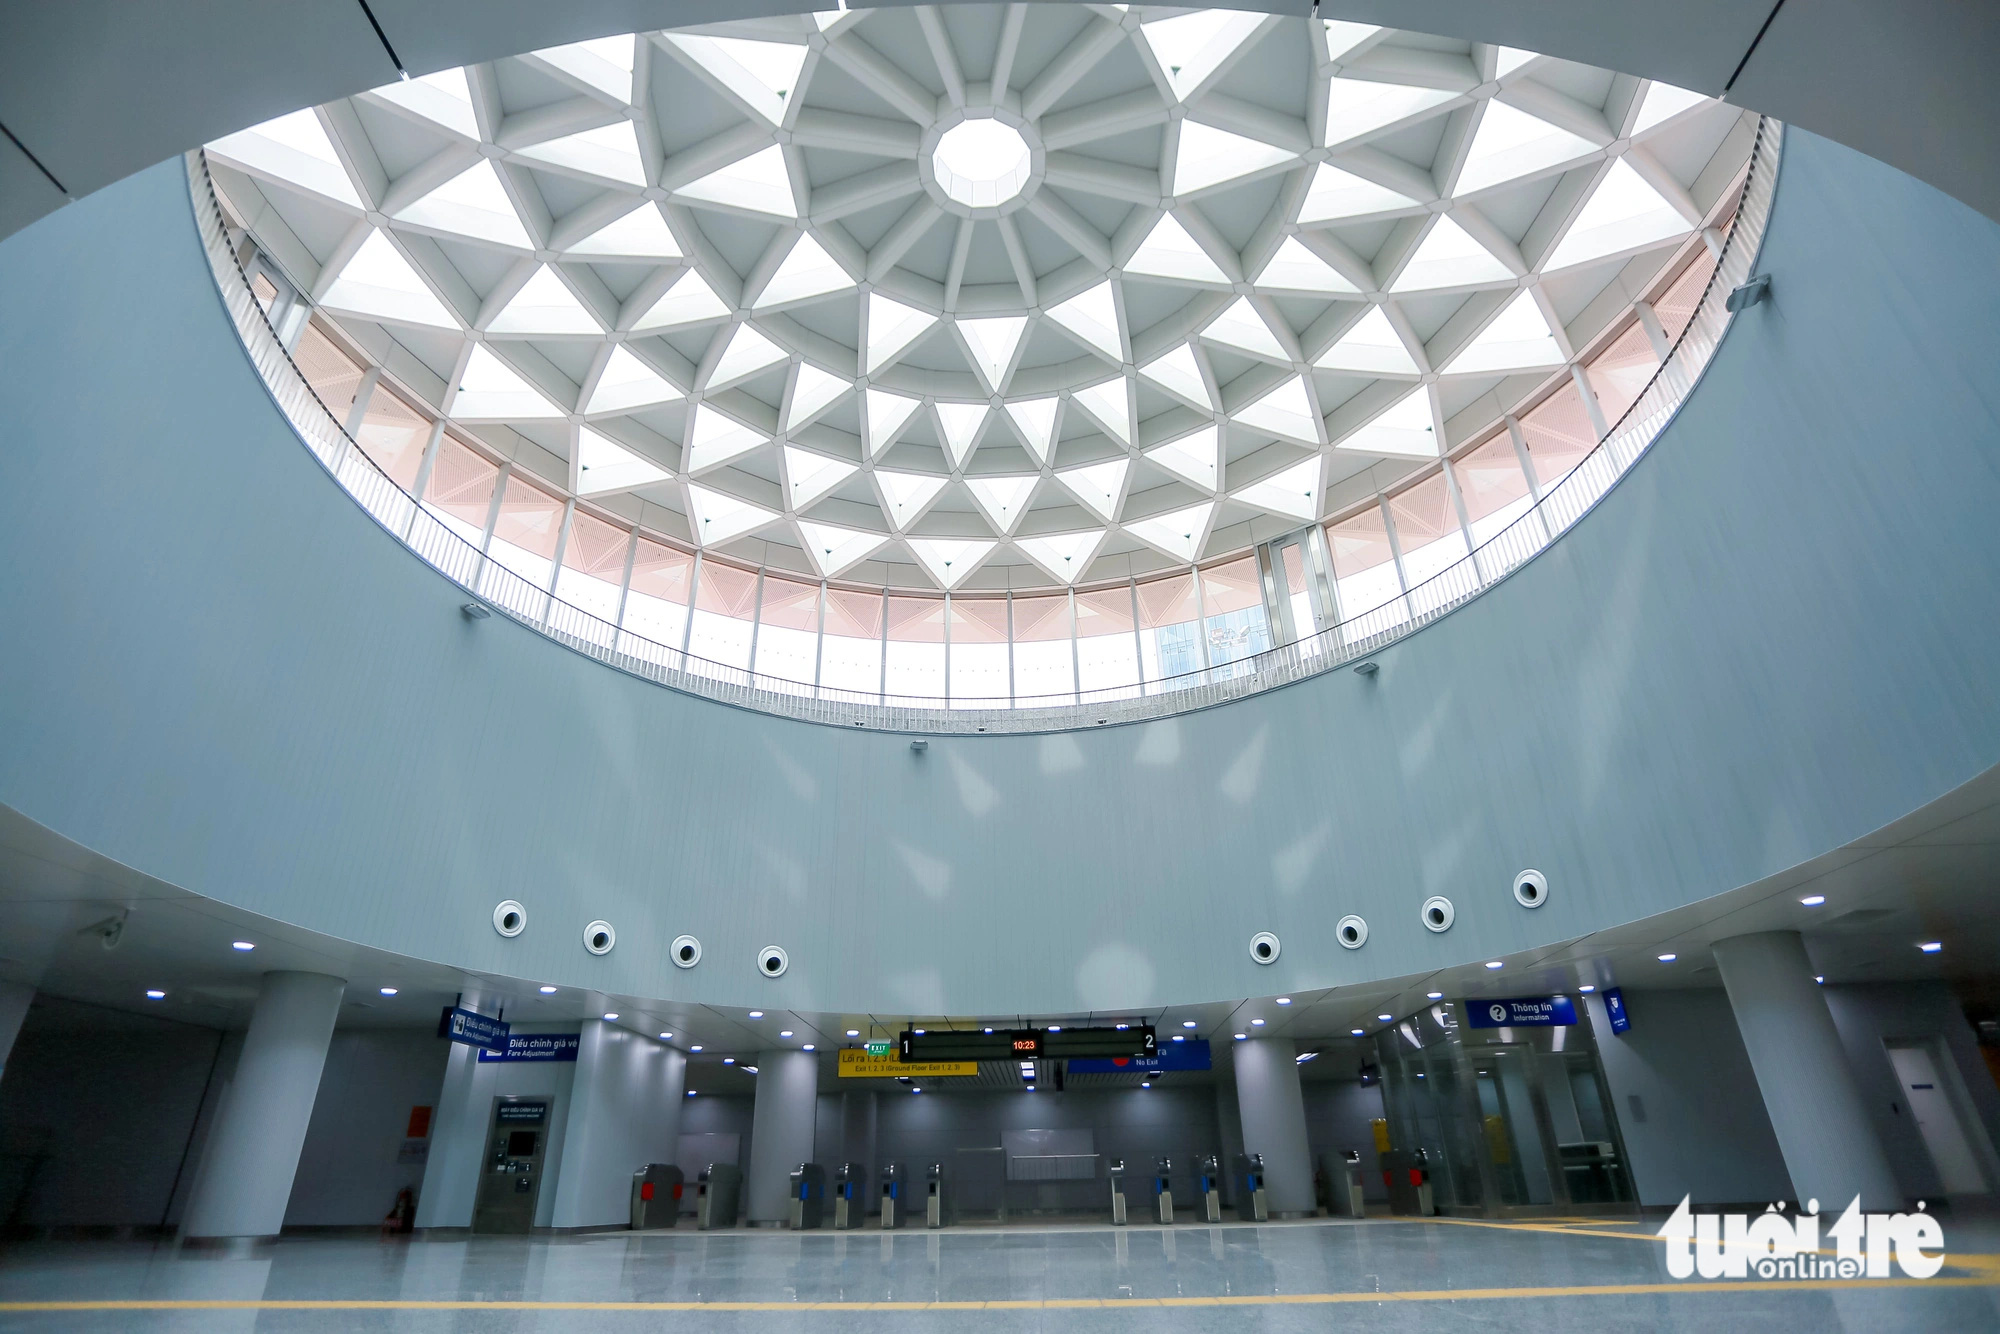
1374 1000 1635 1218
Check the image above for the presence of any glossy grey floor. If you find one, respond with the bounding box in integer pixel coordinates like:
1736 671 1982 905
0 1215 1996 1331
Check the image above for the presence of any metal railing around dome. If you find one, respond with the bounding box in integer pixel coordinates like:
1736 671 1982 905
187 118 1779 735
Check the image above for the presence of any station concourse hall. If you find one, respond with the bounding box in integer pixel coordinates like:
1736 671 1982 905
4 1 2000 1329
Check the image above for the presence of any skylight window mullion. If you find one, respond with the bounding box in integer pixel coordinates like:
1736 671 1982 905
611 526 640 637
1377 492 1416 624
404 421 447 541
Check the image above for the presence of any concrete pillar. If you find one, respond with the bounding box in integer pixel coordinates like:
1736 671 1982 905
180 971 344 1240
1714 931 1902 1211
0 982 33 1079
1214 1077 1246 1208
745 1049 819 1225
549 1022 687 1228
1232 1037 1314 1217
413 1037 485 1230
838 1090 876 1212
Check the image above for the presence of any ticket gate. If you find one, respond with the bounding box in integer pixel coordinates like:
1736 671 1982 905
1322 1150 1367 1217
1107 1159 1128 1225
879 1162 904 1229
1152 1157 1175 1225
1380 1149 1434 1216
1195 1154 1223 1223
832 1163 861 1229
789 1163 826 1230
629 1163 683 1230
1235 1153 1268 1222
925 1163 945 1228
696 1162 742 1230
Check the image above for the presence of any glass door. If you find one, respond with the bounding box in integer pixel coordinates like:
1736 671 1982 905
1257 528 1338 651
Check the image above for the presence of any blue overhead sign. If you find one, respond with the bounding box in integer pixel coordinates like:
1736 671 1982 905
1067 1039 1211 1075
479 1032 581 1063
1466 996 1578 1028
1602 988 1631 1035
438 1006 510 1050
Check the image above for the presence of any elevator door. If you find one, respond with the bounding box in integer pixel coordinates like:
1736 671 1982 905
1260 530 1337 649
473 1097 550 1233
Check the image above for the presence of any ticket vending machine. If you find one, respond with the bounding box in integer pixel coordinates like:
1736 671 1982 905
1152 1156 1175 1225
696 1163 743 1230
879 1162 903 1229
1235 1153 1268 1222
1196 1154 1223 1223
630 1164 684 1230
472 1098 549 1234
789 1163 826 1230
1107 1159 1128 1225
925 1163 945 1228
832 1163 860 1229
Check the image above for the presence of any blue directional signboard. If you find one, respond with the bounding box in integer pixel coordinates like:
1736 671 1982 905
1465 996 1578 1029
438 1005 510 1050
479 1032 581 1063
1067 1039 1212 1075
1602 987 1632 1035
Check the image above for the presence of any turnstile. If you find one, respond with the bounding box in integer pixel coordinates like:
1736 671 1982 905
832 1163 861 1229
925 1163 945 1228
696 1162 742 1230
1235 1153 1268 1221
1108 1159 1128 1225
1380 1149 1434 1216
630 1163 683 1230
1322 1150 1366 1217
879 1162 904 1229
789 1162 826 1230
1152 1156 1175 1224
1196 1154 1223 1223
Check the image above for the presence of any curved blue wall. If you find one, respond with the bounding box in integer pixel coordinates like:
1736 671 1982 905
1 133 1997 1015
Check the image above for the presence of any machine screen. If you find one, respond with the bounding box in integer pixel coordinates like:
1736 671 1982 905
507 1130 539 1156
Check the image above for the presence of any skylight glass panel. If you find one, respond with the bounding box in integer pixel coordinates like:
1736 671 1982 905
957 316 1028 390
1125 500 1214 561
865 293 938 373
676 144 797 219
517 120 647 187
796 520 889 576
966 474 1039 530
1232 456 1320 520
368 67 479 139
786 362 849 430
575 427 670 495
1144 425 1219 490
1124 213 1229 284
1070 378 1132 444
1322 21 1381 62
488 266 601 336
1137 343 1212 408
685 404 768 471
1323 79 1456 149
934 402 988 467
1046 282 1122 361
1173 121 1294 195
394 160 532 248
1632 81 1707 136
320 230 458 328
1202 296 1289 362
708 323 788 386
755 233 853 308
586 345 682 414
1004 397 1060 463
1453 101 1598 195
665 34 809 124
1016 530 1105 584
686 482 779 547
1543 158 1689 270
1339 387 1439 457
907 537 995 589
207 108 361 207
1142 10 1265 101
932 119 1034 208
1315 305 1416 373
1493 47 1538 78
1255 236 1358 294
452 345 563 419
1440 290 1565 374
875 469 948 527
1056 457 1129 521
783 445 856 509
567 204 682 259
1297 162 1417 222
865 388 923 455
632 268 730 331
1390 216 1513 291
1232 375 1319 443
533 36 635 101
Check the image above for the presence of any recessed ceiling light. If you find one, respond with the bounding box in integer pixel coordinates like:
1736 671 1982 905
1234 1033 1247 1040
911 1086 923 1094
1115 1023 1129 1030
749 1011 764 1019
1800 895 1826 906
1426 991 1443 999
1920 941 1942 953
1171 1035 1184 1042
985 1027 995 1033
379 987 398 996
744 1066 758 1074
1182 1021 1197 1028
604 1012 620 1020
660 1032 672 1039
1141 1081 1151 1088
723 1057 735 1064
686 1090 696 1097
846 1030 860 1037
1048 1026 1061 1032
780 1030 794 1038
539 986 558 994
803 1044 815 1051
231 941 255 951
1578 985 1595 993
1815 976 1825 984
1485 961 1504 970
1275 998 1291 1005
1377 1014 1392 1021
146 989 166 1000
1657 954 1676 963
915 1028 926 1034
1350 1028 1365 1036
1251 1018 1265 1026
690 1044 704 1052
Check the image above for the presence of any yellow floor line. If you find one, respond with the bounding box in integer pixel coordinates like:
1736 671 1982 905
1 1276 1993 1313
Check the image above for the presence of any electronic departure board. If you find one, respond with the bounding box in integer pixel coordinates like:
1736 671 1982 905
899 1026 1155 1063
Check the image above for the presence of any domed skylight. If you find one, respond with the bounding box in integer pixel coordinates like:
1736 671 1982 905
205 6 1751 595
